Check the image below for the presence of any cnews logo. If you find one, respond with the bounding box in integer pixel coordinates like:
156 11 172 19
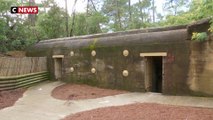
11 6 38 14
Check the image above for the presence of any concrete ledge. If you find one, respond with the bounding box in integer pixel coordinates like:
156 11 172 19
140 52 167 57
52 55 64 58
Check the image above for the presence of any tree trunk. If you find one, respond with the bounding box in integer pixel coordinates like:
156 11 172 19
128 0 132 25
116 0 122 30
28 0 36 26
90 0 102 33
139 0 143 27
70 12 76 36
85 0 89 34
90 0 97 12
65 0 69 37
70 0 78 36
152 0 155 23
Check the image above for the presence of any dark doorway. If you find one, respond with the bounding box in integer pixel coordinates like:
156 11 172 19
54 58 62 80
145 56 163 93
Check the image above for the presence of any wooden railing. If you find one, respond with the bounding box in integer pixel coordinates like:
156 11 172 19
0 71 49 91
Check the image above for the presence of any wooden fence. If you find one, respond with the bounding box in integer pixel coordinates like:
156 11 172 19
0 57 49 91
0 57 47 76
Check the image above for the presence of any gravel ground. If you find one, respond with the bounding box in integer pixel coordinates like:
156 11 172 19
51 84 127 100
63 103 213 120
0 88 26 110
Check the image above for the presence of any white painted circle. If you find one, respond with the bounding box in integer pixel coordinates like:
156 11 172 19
70 67 74 72
123 50 129 56
70 51 74 56
91 50 96 56
91 68 96 73
122 70 129 77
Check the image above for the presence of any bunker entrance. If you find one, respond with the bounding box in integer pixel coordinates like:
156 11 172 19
141 52 166 93
52 55 64 80
147 56 163 93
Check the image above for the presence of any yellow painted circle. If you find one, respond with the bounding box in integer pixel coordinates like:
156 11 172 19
91 68 96 73
91 50 96 56
70 51 74 56
122 70 129 77
123 50 129 56
70 67 74 72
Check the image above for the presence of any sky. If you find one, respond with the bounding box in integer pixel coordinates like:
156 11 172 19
35 0 165 15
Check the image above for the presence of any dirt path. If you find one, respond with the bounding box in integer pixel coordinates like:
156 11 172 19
51 84 127 100
64 103 213 120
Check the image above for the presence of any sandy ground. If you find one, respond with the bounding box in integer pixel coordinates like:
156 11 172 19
51 84 127 100
63 103 213 120
0 88 26 110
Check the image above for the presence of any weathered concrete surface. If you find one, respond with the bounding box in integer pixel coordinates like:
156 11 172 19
56 41 191 95
0 81 213 120
188 40 213 96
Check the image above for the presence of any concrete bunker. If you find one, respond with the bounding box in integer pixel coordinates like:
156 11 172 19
27 18 213 97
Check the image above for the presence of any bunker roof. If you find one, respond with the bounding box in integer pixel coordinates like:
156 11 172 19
31 18 211 49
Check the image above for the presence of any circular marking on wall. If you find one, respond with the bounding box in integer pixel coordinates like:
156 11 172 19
122 70 129 77
70 67 74 72
70 51 74 56
91 68 96 73
91 50 96 56
123 50 129 57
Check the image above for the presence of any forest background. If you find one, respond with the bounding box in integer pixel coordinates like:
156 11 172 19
0 0 212 52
